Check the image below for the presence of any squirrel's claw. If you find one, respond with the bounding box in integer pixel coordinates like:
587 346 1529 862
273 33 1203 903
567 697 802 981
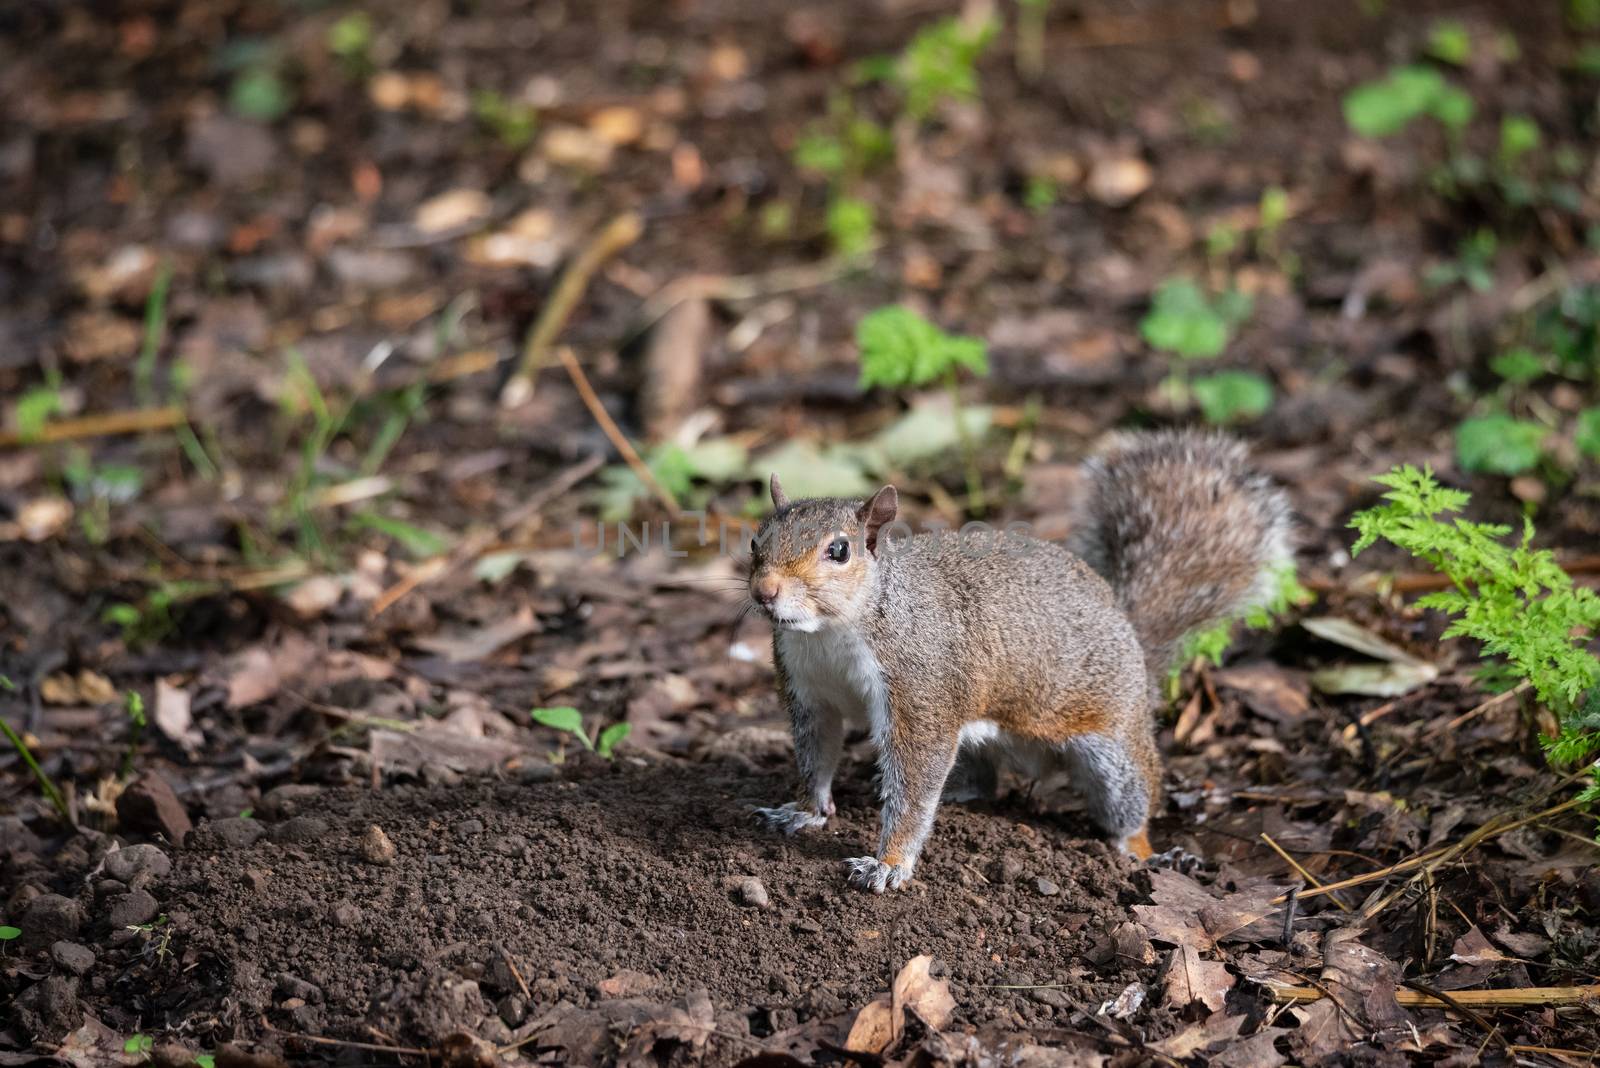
844 855 911 893
754 802 829 835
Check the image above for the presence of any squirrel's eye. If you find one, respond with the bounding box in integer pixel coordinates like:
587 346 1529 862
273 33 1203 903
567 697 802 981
826 537 850 564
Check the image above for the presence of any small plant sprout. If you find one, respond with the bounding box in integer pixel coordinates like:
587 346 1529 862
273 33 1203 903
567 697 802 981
894 15 997 121
0 714 70 824
1427 228 1498 293
530 706 631 759
1140 279 1268 425
1578 408 1600 459
1425 19 1472 66
825 195 876 258
856 306 991 512
1455 414 1548 476
1342 65 1473 140
123 1034 154 1056
0 925 20 942
1350 467 1600 799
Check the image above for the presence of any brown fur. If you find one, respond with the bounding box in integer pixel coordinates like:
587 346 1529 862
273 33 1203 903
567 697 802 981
750 430 1293 892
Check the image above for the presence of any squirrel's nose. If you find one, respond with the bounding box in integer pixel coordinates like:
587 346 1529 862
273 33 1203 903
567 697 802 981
752 576 781 605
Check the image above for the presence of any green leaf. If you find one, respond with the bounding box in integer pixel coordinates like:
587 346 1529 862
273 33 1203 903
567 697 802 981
351 512 448 559
1577 407 1600 459
825 196 875 258
1490 348 1545 385
1462 417 1541 470
1343 66 1444 137
530 706 591 750
856 306 988 390
793 130 846 176
1191 371 1274 424
681 438 750 482
754 440 874 498
0 925 19 941
15 386 63 443
595 722 631 758
895 16 997 120
1455 414 1547 474
196 1056 216 1068
125 690 146 728
868 402 992 467
124 1035 154 1055
229 67 292 122
1500 114 1541 165
326 12 373 58
1426 20 1472 66
1139 279 1250 360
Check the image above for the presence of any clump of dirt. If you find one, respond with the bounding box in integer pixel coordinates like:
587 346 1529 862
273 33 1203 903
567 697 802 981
127 759 1147 1058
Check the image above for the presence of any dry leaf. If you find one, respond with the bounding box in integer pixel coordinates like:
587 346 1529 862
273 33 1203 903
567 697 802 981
154 678 203 752
891 953 955 1034
1211 663 1309 723
412 609 540 663
1162 944 1233 1013
843 995 893 1054
414 188 492 234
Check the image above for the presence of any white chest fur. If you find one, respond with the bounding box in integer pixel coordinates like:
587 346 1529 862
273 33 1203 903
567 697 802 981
776 625 890 742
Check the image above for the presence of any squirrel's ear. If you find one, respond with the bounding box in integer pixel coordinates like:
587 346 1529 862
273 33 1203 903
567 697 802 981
857 485 898 556
769 474 789 510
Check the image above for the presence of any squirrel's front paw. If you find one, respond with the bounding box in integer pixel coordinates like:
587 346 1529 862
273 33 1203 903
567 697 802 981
754 802 829 835
844 855 912 893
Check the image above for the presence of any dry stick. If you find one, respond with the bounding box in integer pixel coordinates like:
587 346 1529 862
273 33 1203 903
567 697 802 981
369 452 604 618
1422 681 1531 740
499 212 644 408
500 945 533 1001
0 406 184 448
1260 833 1353 913
1272 795 1587 908
1360 795 1588 922
557 346 681 517
1271 984 1600 1009
260 1019 430 1057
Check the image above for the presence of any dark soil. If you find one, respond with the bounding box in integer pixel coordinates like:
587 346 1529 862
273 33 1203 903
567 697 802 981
15 759 1151 1063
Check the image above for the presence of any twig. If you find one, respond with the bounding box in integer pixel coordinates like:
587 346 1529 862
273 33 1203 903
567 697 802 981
260 1018 430 1056
0 406 185 448
1260 833 1352 913
556 346 680 517
1360 795 1587 921
500 945 533 1001
1270 984 1600 1009
1422 681 1530 740
370 452 604 618
1402 981 1513 1054
635 256 865 330
499 212 644 408
1272 795 1587 908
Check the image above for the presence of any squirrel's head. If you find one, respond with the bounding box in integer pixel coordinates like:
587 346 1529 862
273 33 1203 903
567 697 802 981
747 474 898 633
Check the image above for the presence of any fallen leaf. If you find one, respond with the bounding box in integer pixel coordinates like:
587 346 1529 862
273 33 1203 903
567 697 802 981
223 634 317 709
1310 660 1438 697
1211 663 1309 723
1162 944 1233 1013
597 969 657 998
411 609 540 663
891 953 955 1034
414 188 492 234
154 678 203 752
1098 981 1145 1020
843 996 893 1054
1153 1012 1245 1058
1449 926 1509 967
1086 156 1152 206
1300 616 1428 663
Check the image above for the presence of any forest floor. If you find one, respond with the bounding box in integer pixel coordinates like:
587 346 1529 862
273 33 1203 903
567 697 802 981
4 0 1600 1065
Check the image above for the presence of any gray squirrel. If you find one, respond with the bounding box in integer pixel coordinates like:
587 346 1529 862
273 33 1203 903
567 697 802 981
747 429 1292 892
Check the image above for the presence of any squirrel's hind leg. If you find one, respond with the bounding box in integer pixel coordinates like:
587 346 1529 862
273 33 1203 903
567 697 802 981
1057 721 1160 861
941 743 999 804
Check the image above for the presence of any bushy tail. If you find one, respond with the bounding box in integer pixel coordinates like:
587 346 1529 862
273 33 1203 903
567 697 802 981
1066 429 1293 683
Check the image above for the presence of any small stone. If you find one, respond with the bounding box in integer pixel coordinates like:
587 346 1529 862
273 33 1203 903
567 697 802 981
995 854 1025 883
109 889 159 928
50 941 95 975
791 917 822 935
13 974 82 1043
413 188 492 234
1086 156 1153 207
20 894 84 949
1034 877 1060 897
270 816 329 844
452 818 484 838
736 877 769 908
116 772 192 845
498 993 527 1027
103 844 172 885
360 824 397 865
276 973 324 1004
1029 986 1070 1008
257 784 324 821
331 902 361 927
190 817 266 851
